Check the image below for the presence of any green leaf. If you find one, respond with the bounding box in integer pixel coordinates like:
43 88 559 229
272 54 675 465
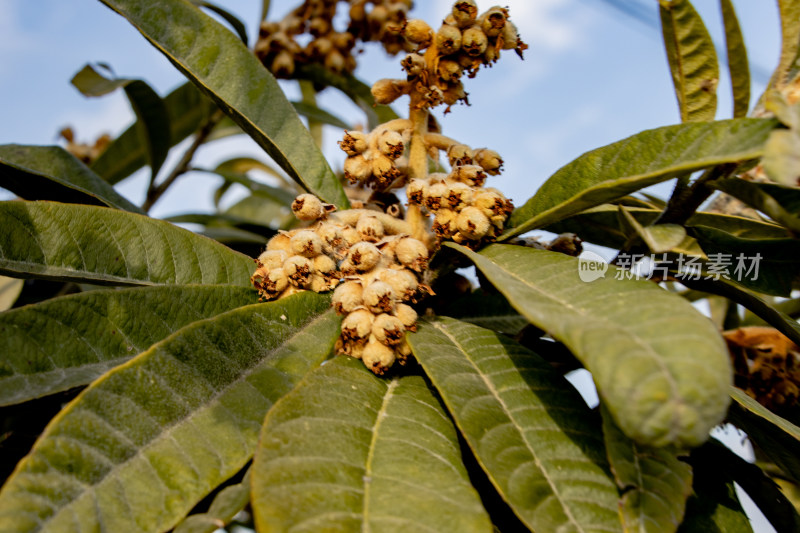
0 284 258 406
773 0 800 89
505 118 777 238
0 201 254 286
719 0 750 118
0 275 23 312
677 445 753 533
72 64 170 179
691 225 800 296
601 406 692 533
190 1 248 45
439 289 528 336
0 292 340 533
206 157 297 204
711 177 800 233
742 297 800 326
619 206 688 253
680 277 800 346
659 0 719 122
408 317 623 533
165 212 278 237
448 243 732 447
251 356 492 533
765 90 800 130
290 100 352 130
763 129 800 187
295 64 399 129
695 438 800 532
223 195 294 230
547 205 788 250
174 467 251 533
91 82 216 185
98 0 349 207
728 387 800 484
0 144 143 213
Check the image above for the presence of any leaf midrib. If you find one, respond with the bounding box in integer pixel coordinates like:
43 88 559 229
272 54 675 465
469 246 685 439
361 378 397 533
431 321 585 532
32 306 333 531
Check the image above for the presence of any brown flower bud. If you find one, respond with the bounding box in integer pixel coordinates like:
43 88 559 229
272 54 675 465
480 7 507 38
271 50 295 78
453 1 479 27
452 164 486 187
424 181 448 210
310 273 336 293
437 60 462 83
445 182 474 210
372 154 402 188
462 26 488 57
324 49 346 73
401 53 426 77
266 232 291 252
309 17 330 37
371 78 408 105
341 309 375 343
447 144 474 167
394 303 418 331
372 314 406 346
283 255 313 287
474 189 512 217
396 338 412 365
253 267 289 299
500 20 520 50
403 19 433 46
406 179 428 205
332 31 355 51
377 268 418 301
442 82 467 106
456 206 491 239
339 130 368 155
363 281 396 313
342 226 362 247
290 230 323 258
433 208 458 238
356 215 385 243
313 254 338 277
347 242 382 272
257 249 288 270
332 280 363 314
436 24 462 55
362 336 396 375
473 148 504 175
378 130 405 159
344 154 372 184
292 194 325 221
317 223 344 254
395 237 429 272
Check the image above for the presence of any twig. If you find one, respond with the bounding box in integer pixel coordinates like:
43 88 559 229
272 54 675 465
141 109 225 212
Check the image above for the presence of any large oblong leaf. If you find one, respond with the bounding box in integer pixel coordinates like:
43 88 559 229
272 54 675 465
505 118 777 238
710 177 800 233
0 144 142 212
448 243 732 448
719 0 750 118
98 0 349 207
602 406 692 533
0 292 340 533
0 201 253 286
0 285 258 406
72 64 171 179
408 317 623 533
728 387 800 484
659 0 719 122
252 356 492 533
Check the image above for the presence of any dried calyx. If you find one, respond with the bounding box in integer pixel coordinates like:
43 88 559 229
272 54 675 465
253 1 525 375
255 0 413 78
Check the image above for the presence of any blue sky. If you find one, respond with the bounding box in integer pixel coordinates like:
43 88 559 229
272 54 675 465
0 2 786 530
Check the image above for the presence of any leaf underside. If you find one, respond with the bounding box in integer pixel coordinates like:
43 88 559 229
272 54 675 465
252 355 492 533
409 317 623 533
0 201 254 287
448 243 732 448
0 292 340 533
